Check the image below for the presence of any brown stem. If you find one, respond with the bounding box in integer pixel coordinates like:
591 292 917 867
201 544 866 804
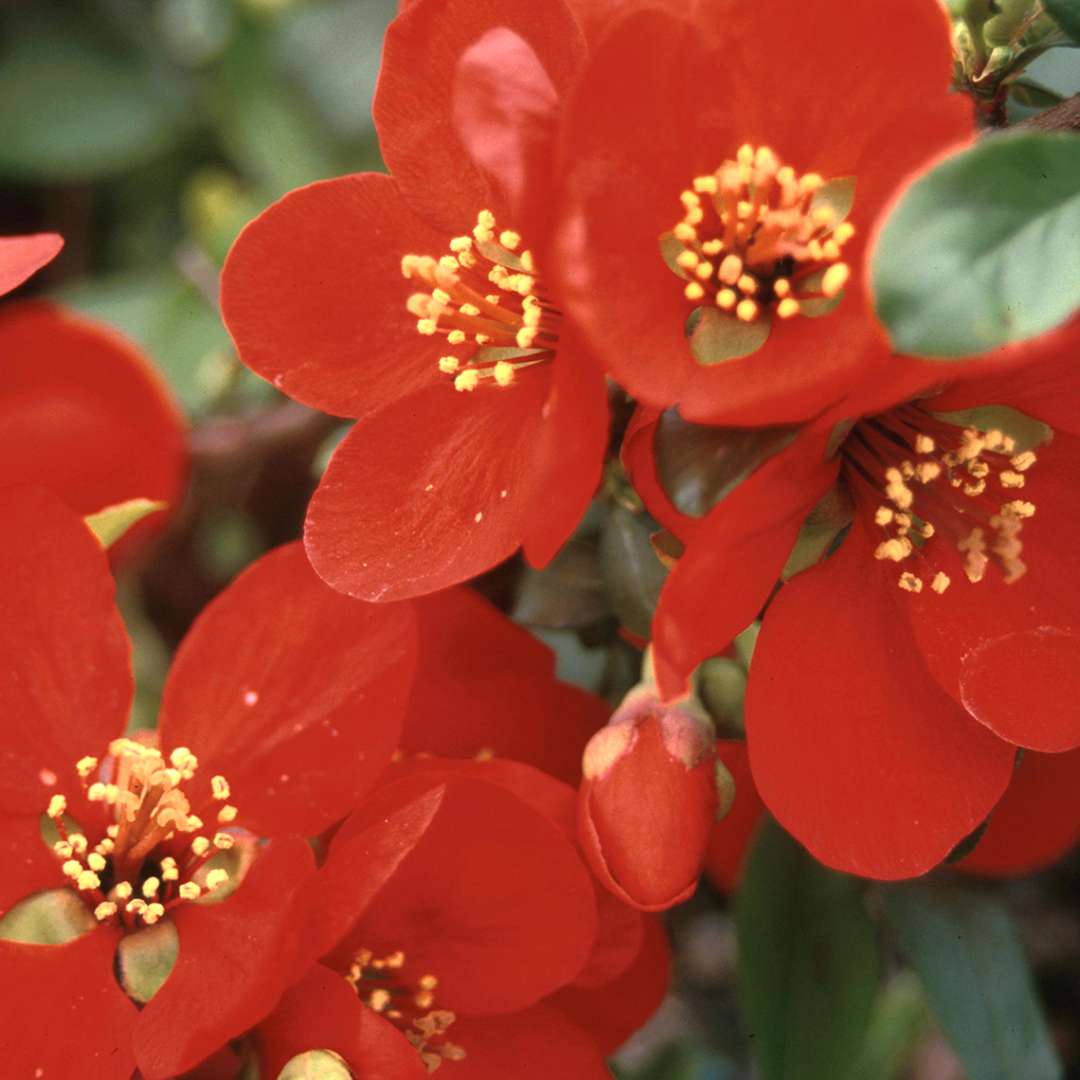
1019 92 1080 132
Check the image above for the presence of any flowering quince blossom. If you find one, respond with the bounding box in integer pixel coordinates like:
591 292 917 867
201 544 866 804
220 0 609 604
252 762 670 1077
0 487 420 1079
631 312 1080 879
0 231 63 297
0 303 188 560
549 0 977 426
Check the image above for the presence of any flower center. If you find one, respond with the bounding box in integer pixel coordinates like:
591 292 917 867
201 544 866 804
664 144 855 325
402 210 560 393
44 738 240 930
842 406 1042 594
345 947 465 1072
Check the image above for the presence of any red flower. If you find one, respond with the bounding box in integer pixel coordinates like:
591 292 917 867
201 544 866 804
644 319 1080 879
0 303 187 560
549 0 974 425
221 0 609 603
579 684 724 910
0 231 62 297
0 488 419 1078
254 757 670 1076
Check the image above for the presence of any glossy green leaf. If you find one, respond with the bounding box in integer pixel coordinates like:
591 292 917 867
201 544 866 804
117 920 180 1005
736 819 881 1080
689 307 772 364
1045 0 1080 41
600 504 668 638
0 15 189 180
872 133 1080 357
848 972 930 1080
1010 77 1066 109
85 498 168 550
655 410 796 518
883 883 1062 1080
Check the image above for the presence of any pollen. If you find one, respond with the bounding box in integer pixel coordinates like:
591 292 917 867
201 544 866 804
665 144 856 331
345 948 465 1072
42 739 243 932
401 210 558 394
852 410 1045 597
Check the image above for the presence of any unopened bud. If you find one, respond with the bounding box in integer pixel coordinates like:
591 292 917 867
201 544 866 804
579 685 726 910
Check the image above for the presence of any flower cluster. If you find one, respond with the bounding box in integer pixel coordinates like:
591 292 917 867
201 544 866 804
7 0 1079 1073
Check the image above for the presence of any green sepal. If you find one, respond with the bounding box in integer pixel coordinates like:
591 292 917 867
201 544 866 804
117 919 180 1005
85 497 167 549
0 888 96 944
689 307 772 365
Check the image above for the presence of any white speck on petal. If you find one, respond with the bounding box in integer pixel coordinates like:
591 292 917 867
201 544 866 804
474 511 484 523
424 483 434 492
243 690 259 707
500 489 508 499
39 769 57 787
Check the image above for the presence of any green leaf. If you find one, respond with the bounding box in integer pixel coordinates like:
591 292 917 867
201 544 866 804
600 504 668 638
689 307 772 364
883 882 1062 1080
872 132 1080 357
848 972 930 1080
117 920 180 1005
1010 77 1066 109
654 410 797 518
0 14 190 180
514 540 610 630
736 819 881 1080
0 889 95 944
1045 0 1080 41
85 498 168 550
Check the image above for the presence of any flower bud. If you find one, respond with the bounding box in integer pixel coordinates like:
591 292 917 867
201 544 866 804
578 685 732 911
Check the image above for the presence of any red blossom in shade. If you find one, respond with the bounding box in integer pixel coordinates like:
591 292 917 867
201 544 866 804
644 311 1080 880
704 741 765 895
0 303 188 561
0 487 421 1078
578 684 724 911
549 0 976 426
0 232 62 296
220 0 609 604
258 756 670 1075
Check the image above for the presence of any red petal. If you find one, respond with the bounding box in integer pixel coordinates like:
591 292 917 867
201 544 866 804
134 838 317 1080
222 174 449 418
960 748 1080 877
159 543 417 837
0 487 130 814
255 964 428 1080
448 1004 611 1079
329 774 597 1015
0 303 187 560
555 0 968 423
0 233 62 296
453 28 561 238
404 587 607 784
296 783 448 966
0 815 65 917
522 338 610 569
376 0 584 233
704 740 765 894
621 404 701 542
0 927 137 1080
903 431 1080 752
549 913 671 1056
924 316 1080 436
306 376 549 601
653 429 837 699
746 516 1015 879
